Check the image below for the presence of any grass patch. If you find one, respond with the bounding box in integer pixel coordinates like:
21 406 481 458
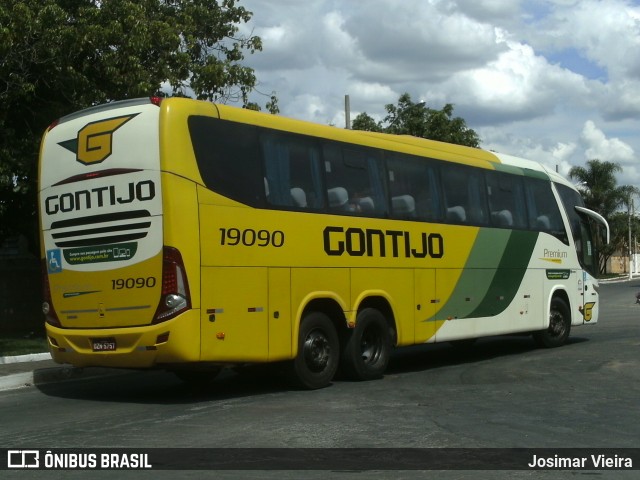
0 335 48 357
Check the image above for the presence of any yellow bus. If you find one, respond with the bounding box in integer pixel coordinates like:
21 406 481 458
39 97 609 389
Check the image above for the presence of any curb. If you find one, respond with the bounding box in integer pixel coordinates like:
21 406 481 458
0 353 126 392
0 365 127 392
0 352 52 365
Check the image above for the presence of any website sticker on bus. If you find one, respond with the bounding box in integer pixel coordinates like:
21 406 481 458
63 243 138 265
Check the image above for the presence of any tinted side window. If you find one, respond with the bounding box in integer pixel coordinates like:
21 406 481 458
386 153 442 221
486 172 527 229
525 177 568 244
261 132 324 209
323 143 387 216
556 183 596 271
555 183 585 244
441 164 488 225
188 116 264 207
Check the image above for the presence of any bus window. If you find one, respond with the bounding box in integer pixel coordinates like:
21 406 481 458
441 164 488 225
556 183 598 275
323 143 387 216
525 177 569 244
188 116 264 207
261 132 324 209
386 153 442 221
486 171 527 229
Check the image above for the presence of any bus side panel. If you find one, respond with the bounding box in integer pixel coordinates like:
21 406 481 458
434 268 470 341
268 267 292 361
515 268 545 331
414 269 437 344
200 267 269 362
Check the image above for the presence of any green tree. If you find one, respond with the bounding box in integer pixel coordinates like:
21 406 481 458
569 159 640 274
569 160 626 217
0 0 271 252
352 93 480 147
351 112 383 132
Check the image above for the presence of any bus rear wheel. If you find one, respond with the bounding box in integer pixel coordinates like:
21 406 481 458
533 297 571 348
341 308 391 381
289 312 339 389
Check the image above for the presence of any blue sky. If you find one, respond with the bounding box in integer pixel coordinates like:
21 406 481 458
234 0 640 189
546 48 608 81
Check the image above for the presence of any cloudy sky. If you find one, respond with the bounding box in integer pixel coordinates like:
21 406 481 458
235 0 640 190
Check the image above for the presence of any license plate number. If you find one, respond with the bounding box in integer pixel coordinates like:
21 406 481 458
92 338 117 352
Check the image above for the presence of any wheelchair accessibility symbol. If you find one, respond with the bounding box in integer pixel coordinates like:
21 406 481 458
47 249 63 274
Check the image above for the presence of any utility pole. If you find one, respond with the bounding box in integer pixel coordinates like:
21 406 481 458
344 95 351 129
629 198 634 281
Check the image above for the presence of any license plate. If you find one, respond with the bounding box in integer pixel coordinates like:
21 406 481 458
92 338 117 352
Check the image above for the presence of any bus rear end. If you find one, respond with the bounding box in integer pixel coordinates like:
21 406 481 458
39 98 198 368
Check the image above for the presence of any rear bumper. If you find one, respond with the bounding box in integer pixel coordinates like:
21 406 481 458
45 309 200 369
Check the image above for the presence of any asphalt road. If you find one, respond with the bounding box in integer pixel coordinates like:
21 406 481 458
1 280 639 480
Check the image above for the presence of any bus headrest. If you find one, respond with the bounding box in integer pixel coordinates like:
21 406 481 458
328 187 348 208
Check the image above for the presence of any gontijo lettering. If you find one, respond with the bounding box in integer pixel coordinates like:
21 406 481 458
324 226 444 258
44 180 155 215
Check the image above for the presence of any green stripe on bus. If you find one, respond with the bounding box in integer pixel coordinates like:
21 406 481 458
492 162 550 180
427 229 539 322
433 229 510 321
467 229 539 318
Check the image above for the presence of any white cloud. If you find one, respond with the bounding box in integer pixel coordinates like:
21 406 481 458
581 120 635 163
343 0 506 84
237 0 640 192
445 40 591 124
531 0 640 80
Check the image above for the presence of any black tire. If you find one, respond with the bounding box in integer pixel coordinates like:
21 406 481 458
341 308 391 381
533 297 571 348
289 312 340 389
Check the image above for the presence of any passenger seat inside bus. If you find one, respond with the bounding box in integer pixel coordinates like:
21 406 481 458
290 187 307 208
328 187 349 209
392 195 416 217
446 206 466 223
491 209 513 227
356 196 375 213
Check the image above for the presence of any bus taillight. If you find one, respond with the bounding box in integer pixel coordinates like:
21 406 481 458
153 246 191 324
41 262 61 327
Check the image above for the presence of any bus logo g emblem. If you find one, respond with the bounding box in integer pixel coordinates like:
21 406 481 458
59 114 138 165
582 302 596 322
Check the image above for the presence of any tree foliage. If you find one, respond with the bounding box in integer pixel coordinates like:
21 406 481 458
0 0 269 251
569 159 640 274
351 93 480 148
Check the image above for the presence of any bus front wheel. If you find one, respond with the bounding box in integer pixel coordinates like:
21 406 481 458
341 308 391 381
289 312 339 389
533 297 571 348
